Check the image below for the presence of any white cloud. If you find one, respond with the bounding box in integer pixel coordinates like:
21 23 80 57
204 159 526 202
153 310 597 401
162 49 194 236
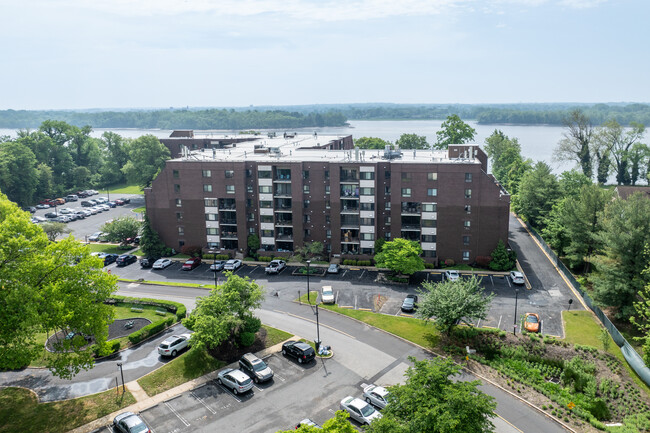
558 0 607 8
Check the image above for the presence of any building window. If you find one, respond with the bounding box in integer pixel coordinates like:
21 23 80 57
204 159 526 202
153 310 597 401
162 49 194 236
464 220 471 228
247 213 255 221
324 170 329 180
178 226 184 235
173 170 179 179
385 202 391 210
463 235 470 245
304 214 311 223
176 212 183 221
385 232 391 240
303 185 310 194
175 198 182 207
207 242 219 249
462 251 470 261
465 189 472 199
202 170 211 178
204 198 218 207
260 215 273 223
304 200 310 209
246 169 252 178
261 230 273 237
401 188 411 197
421 234 436 242
423 203 437 212
226 185 235 194
360 203 375 211
326 215 330 224
384 186 391 195
325 185 330 195
304 229 310 238
225 170 234 178
205 213 218 221
326 229 331 238
260 201 272 208
258 170 271 179
246 199 252 207
247 185 253 193
360 172 375 180
207 227 218 235
303 170 309 179
326 200 331 209
360 233 375 241
422 219 437 227
259 185 272 194
174 184 180 193
428 172 438 181
385 216 391 225
360 217 375 225
401 172 411 181
360 187 374 195
465 205 471 214
427 188 437 197
465 173 473 182
203 184 212 192
385 170 391 179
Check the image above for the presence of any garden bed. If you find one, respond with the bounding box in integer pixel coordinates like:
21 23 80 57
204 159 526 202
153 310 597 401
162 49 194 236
291 267 326 277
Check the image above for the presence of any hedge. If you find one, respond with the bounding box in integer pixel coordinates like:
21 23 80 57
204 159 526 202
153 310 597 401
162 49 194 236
204 253 230 260
93 340 122 357
107 295 186 322
342 259 372 266
129 316 174 345
257 256 274 262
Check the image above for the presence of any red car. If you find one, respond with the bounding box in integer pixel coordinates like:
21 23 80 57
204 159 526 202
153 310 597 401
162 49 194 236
182 257 201 271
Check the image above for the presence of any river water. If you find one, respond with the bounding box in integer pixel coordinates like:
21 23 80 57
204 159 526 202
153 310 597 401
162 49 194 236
0 119 573 173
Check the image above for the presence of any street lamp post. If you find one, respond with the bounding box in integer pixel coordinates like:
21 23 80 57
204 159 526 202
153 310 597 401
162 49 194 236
117 362 125 393
513 288 519 336
306 260 321 351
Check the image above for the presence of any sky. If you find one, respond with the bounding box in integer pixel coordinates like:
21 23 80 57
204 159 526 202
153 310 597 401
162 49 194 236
1 0 648 110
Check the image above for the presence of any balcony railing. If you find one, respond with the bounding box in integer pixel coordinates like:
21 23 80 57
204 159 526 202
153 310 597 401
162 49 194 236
341 189 360 198
275 219 293 226
274 190 292 198
276 234 294 241
221 231 238 239
401 224 422 231
220 220 237 225
401 205 421 214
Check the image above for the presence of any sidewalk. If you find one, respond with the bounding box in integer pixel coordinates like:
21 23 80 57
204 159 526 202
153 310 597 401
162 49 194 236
68 341 291 433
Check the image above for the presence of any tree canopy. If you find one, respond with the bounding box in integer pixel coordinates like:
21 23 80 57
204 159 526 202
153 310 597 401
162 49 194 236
354 136 393 150
0 192 116 378
554 109 594 179
374 238 425 275
395 133 428 150
101 215 140 245
416 276 495 336
278 411 357 433
121 134 171 188
593 120 646 185
367 356 497 433
513 161 560 229
483 130 531 195
434 114 476 149
140 214 168 258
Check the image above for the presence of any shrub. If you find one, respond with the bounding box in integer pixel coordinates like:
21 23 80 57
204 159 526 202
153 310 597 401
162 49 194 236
243 257 255 261
242 316 262 334
239 332 255 347
181 245 202 257
203 253 214 260
588 399 611 421
176 305 186 321
444 259 455 267
424 263 435 269
475 256 492 268
93 340 121 357
129 317 174 345
258 256 273 262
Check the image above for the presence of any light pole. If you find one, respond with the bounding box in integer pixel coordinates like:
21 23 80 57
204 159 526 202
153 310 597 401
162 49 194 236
106 187 110 203
117 362 125 393
306 260 321 351
513 288 519 336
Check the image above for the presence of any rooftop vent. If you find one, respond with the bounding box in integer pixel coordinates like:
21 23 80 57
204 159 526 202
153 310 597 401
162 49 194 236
382 145 402 160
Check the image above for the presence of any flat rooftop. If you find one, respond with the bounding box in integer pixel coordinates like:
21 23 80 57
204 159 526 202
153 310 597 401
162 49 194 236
170 133 481 165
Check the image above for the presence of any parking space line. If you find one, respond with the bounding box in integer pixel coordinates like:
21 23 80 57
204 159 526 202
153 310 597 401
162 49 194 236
476 319 481 328
216 383 244 402
164 401 191 427
190 390 217 415
490 275 494 285
335 291 339 304
497 315 502 329
358 270 366 279
506 277 512 287
274 373 286 382
342 270 348 278
248 266 257 274
253 384 265 392
354 295 357 310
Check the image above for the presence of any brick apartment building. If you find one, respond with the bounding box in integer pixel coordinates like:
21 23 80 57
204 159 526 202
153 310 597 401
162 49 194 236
144 132 510 264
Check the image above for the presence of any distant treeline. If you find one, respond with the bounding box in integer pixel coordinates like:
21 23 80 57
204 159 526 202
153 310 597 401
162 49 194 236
0 109 348 130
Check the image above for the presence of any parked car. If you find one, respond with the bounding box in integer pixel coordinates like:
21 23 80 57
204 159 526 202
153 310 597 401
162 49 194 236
79 209 92 217
107 201 117 208
210 260 225 271
401 294 418 312
102 254 119 266
224 259 242 271
116 254 137 266
140 257 158 268
295 419 322 429
96 197 108 204
120 197 131 204
52 215 71 223
321 286 334 304
80 200 94 207
114 199 125 206
98 204 110 211
77 191 89 198
31 216 47 223
53 198 66 205
153 258 173 269
524 313 541 333
339 396 382 425
281 341 315 364
362 384 391 409
217 368 254 395
88 232 104 242
59 208 73 214
73 211 86 219
23 206 37 213
510 271 525 285
113 412 151 433
444 270 460 281
44 212 58 219
157 333 191 357
36 203 50 209
327 263 340 274
265 259 286 274
238 352 274 383
65 194 78 202
182 257 202 270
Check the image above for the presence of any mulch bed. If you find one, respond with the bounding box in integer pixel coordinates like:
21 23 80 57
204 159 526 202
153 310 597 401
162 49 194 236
207 328 268 363
45 318 152 352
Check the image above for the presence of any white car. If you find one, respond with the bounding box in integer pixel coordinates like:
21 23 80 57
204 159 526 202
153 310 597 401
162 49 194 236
96 197 109 204
224 259 242 271
265 259 286 274
321 286 334 304
157 333 191 357
98 204 110 211
363 384 390 409
339 396 382 425
444 270 460 281
88 231 104 242
59 208 74 214
510 271 525 285
152 258 173 269
217 368 254 395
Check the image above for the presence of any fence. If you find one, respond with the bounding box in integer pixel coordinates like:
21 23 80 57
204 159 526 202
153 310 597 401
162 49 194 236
521 219 650 386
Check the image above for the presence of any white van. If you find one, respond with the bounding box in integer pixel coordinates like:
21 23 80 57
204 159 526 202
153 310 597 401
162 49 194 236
66 194 78 202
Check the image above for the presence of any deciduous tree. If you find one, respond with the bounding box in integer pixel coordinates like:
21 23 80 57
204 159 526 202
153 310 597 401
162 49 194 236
416 276 495 336
396 133 428 150
121 135 171 188
554 109 594 179
353 137 392 150
483 130 531 195
593 120 645 185
513 161 560 229
367 356 497 433
41 221 71 242
374 238 424 275
0 193 116 378
434 114 476 149
101 215 140 245
0 141 38 206
278 411 357 432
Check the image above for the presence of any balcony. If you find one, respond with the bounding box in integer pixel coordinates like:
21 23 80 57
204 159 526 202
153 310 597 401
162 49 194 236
274 187 292 198
401 202 421 215
341 188 360 198
340 170 359 183
221 231 238 240
401 224 422 231
218 200 237 211
275 218 293 227
273 174 292 183
275 234 294 241
341 229 360 244
400 231 420 241
220 219 237 226
276 242 294 252
340 216 360 229
341 202 360 214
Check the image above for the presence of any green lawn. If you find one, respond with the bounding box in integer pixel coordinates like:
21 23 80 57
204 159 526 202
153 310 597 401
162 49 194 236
106 183 143 195
563 310 650 395
0 387 135 433
131 206 146 214
85 243 134 254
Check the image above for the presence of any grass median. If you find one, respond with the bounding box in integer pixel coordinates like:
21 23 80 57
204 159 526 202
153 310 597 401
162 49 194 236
0 387 136 433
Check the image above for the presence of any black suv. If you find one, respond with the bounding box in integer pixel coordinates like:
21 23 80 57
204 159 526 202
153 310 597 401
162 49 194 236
239 353 274 383
281 341 315 364
140 257 158 268
116 254 137 266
